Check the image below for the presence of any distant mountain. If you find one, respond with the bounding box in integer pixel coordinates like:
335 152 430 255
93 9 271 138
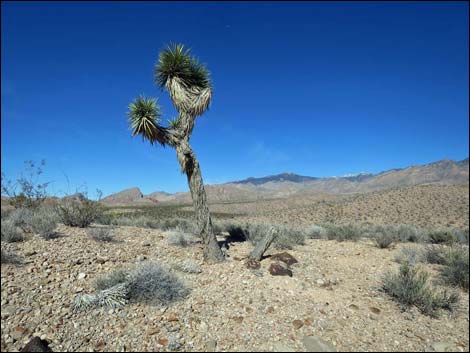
232 172 318 185
100 187 158 206
101 158 469 205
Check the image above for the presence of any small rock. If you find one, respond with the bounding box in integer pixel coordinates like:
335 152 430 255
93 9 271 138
369 307 381 314
77 273 86 280
136 255 146 262
11 326 28 341
157 338 168 346
302 336 336 352
24 251 37 257
268 262 293 277
146 327 160 336
292 320 304 329
245 259 261 270
348 304 359 310
142 242 151 247
316 279 325 286
270 252 298 266
232 316 244 323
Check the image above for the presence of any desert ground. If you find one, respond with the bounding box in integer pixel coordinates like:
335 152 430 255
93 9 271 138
1 183 469 352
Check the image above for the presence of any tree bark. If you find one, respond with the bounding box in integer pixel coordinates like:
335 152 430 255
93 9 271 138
176 140 225 263
249 226 276 261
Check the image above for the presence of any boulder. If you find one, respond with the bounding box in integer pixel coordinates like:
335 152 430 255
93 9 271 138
270 252 298 266
20 337 53 352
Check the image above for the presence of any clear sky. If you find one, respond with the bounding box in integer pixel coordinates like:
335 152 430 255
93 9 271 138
2 1 468 197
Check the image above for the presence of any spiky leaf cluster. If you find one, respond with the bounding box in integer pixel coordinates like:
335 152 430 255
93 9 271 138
73 283 129 312
154 43 211 90
128 97 162 144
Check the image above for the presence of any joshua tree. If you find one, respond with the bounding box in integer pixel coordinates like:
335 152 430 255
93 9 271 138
127 44 225 262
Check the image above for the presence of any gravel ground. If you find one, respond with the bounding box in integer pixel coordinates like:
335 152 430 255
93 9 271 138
1 224 468 352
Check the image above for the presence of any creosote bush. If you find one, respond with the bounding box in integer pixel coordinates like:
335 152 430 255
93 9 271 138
382 262 459 317
394 247 421 266
56 196 103 228
303 224 327 239
8 208 34 232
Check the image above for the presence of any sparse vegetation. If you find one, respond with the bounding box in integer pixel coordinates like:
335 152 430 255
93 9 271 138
7 208 34 232
1 160 50 209
382 262 459 317
1 220 25 243
30 206 58 239
427 229 456 244
303 224 327 239
1 249 22 264
174 259 202 274
92 262 189 308
88 227 116 242
56 195 103 228
373 225 397 248
394 247 421 266
166 228 197 247
325 224 361 242
438 246 469 292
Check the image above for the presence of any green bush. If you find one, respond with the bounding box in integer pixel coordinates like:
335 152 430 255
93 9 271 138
382 262 459 317
304 224 327 239
373 225 397 248
394 247 421 266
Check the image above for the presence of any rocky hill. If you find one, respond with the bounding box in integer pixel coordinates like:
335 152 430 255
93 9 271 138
100 187 158 207
101 158 469 205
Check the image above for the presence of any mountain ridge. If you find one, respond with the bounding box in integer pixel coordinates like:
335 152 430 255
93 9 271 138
100 157 469 205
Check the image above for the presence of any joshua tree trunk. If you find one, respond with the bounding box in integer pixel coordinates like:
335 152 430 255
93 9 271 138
176 140 225 262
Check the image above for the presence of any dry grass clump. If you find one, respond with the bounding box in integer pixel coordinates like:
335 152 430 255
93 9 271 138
88 227 116 242
382 262 459 317
30 206 58 239
165 228 198 247
372 225 397 249
1 249 22 264
394 247 422 266
1 220 25 243
92 262 189 306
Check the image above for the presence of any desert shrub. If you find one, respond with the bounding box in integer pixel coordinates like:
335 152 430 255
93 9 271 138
273 224 305 250
325 224 361 242
304 224 327 239
166 228 197 247
95 262 189 305
373 226 396 249
394 247 421 266
94 212 114 225
30 206 58 239
1 220 25 243
1 160 50 210
174 259 202 274
453 228 469 244
439 247 469 292
88 227 116 242
160 218 195 233
95 267 129 291
1 249 22 264
382 262 459 317
427 229 456 244
56 196 103 228
422 245 448 265
395 224 425 243
7 208 34 232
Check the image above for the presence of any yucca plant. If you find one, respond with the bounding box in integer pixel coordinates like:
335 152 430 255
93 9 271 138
128 44 224 262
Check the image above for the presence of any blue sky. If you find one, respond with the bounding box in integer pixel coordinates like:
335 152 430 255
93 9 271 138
2 1 468 197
